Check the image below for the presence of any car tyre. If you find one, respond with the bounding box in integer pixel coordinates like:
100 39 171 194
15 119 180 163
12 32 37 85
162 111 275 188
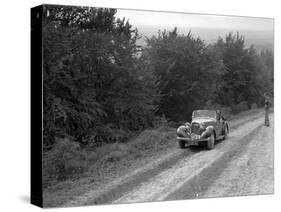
178 140 185 149
207 132 215 150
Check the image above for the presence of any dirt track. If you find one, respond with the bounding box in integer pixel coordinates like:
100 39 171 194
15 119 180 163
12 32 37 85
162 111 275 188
201 115 274 198
63 111 273 207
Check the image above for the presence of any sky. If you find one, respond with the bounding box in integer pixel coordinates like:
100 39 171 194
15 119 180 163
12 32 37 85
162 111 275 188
116 9 274 31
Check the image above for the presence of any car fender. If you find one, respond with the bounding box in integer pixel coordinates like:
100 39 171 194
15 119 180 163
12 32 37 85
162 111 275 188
201 126 215 139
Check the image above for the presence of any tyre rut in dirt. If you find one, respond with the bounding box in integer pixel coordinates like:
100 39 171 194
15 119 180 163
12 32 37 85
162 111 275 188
64 148 195 206
64 111 263 206
163 124 263 201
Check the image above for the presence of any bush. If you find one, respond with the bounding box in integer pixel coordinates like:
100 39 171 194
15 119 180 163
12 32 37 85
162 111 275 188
221 107 232 119
231 101 249 114
153 114 169 127
102 143 129 162
43 138 88 188
130 127 174 152
251 103 258 109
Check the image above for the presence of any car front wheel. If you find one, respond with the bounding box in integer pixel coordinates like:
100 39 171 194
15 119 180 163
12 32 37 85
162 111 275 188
207 132 215 150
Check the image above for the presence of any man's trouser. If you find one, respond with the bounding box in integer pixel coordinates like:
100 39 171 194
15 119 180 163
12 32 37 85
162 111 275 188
265 108 270 126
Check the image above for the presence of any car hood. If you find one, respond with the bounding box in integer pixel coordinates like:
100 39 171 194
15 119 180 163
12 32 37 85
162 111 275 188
191 118 216 124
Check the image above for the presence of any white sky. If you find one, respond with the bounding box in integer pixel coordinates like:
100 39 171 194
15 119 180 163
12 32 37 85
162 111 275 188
116 9 273 31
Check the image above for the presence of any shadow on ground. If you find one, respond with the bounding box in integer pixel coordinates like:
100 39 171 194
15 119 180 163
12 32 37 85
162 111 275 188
18 194 30 203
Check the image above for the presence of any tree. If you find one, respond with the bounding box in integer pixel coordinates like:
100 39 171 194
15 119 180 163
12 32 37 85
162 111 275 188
43 5 157 149
145 28 224 121
260 49 274 95
214 33 274 107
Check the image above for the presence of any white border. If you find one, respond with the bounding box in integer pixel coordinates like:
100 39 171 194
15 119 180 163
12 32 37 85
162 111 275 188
0 0 279 212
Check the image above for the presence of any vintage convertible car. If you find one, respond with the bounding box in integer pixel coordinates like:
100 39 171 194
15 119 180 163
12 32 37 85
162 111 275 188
176 110 229 149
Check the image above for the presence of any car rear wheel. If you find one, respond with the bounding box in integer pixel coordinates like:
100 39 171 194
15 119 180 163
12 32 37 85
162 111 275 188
178 140 185 149
207 132 215 150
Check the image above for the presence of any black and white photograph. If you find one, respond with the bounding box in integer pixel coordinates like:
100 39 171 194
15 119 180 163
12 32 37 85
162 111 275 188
31 3 274 208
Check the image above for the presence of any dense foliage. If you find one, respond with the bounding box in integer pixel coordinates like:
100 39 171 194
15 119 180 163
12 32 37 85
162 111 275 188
43 5 158 150
42 5 273 186
145 28 225 121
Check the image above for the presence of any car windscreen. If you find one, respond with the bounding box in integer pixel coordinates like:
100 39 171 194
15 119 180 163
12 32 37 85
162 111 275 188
192 110 216 119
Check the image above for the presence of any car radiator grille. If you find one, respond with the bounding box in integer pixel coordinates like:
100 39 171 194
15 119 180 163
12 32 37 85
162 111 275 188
192 123 201 135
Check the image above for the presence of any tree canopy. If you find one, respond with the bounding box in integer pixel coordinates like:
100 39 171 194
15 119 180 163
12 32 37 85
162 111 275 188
43 5 158 149
42 5 274 150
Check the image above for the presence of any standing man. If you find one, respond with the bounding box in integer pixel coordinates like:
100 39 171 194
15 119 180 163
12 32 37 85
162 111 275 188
264 93 271 127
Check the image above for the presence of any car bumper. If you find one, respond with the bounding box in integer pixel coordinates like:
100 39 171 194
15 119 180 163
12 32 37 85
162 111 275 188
176 136 209 146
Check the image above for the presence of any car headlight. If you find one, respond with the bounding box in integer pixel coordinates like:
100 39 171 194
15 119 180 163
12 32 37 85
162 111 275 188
177 125 191 137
